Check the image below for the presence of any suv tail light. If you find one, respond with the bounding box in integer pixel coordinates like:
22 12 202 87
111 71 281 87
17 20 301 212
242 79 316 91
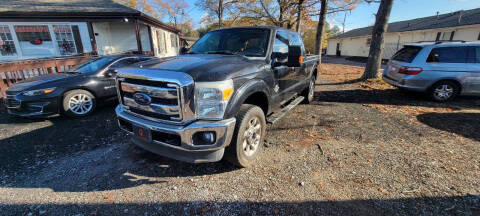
398 66 423 75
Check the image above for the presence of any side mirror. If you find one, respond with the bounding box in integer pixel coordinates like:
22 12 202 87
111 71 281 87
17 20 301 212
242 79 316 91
180 47 189 55
105 69 118 77
287 45 302 67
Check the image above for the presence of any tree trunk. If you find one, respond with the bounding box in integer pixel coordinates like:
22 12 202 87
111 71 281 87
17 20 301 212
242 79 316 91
362 0 394 80
218 0 223 27
315 0 328 63
296 0 304 32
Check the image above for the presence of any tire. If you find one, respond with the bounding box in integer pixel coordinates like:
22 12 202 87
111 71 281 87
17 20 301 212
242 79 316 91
225 104 266 168
62 89 96 117
301 75 316 104
429 81 460 102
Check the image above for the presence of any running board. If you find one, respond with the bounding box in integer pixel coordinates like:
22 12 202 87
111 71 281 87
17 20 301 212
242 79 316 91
267 96 304 124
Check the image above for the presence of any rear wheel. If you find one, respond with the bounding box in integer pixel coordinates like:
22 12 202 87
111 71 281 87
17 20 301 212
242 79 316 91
62 90 96 117
429 81 460 102
225 104 266 168
302 75 316 104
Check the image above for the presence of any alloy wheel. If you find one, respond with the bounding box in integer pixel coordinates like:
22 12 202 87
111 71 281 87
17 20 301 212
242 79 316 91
242 116 262 157
433 84 454 100
68 93 93 115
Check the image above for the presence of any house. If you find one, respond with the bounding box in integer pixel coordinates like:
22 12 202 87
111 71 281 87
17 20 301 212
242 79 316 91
179 36 198 48
326 8 480 59
0 0 181 62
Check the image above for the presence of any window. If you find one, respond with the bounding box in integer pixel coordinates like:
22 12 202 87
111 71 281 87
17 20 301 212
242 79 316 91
170 33 177 48
366 38 372 46
272 33 289 61
427 47 469 63
0 25 16 56
69 57 116 74
110 58 140 68
14 25 55 56
392 46 422 63
156 30 165 54
474 47 480 63
53 25 77 55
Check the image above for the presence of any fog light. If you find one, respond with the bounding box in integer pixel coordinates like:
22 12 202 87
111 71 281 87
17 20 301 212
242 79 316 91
202 132 215 144
193 131 216 145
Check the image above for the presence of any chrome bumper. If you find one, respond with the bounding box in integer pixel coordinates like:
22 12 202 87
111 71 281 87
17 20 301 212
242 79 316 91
115 105 236 163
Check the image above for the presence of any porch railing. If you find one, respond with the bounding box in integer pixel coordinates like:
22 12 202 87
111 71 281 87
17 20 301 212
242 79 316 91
0 51 154 97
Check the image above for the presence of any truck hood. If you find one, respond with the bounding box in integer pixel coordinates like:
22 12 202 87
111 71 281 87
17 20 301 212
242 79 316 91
136 54 265 81
6 73 77 94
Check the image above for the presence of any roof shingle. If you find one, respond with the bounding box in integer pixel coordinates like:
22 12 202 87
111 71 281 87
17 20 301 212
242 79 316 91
330 8 480 39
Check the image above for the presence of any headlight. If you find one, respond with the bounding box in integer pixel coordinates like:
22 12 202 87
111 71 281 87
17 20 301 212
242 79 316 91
21 88 56 96
195 80 234 120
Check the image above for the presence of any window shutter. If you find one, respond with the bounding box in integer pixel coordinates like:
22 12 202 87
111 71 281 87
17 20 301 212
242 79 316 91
72 25 83 53
449 31 455 41
435 32 441 41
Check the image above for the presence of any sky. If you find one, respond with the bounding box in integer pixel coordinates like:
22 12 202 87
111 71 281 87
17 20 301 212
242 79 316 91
181 0 480 31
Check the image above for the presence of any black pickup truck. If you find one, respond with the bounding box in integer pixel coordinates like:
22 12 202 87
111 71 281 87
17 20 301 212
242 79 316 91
115 26 318 167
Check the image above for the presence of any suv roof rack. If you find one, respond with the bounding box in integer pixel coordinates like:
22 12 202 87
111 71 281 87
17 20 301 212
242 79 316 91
415 40 466 44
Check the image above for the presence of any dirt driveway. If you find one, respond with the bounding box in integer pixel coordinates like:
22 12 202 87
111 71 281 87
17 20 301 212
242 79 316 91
1 61 479 215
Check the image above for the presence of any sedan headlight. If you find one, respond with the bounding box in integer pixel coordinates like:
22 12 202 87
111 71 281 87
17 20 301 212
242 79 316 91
21 88 56 96
195 80 234 120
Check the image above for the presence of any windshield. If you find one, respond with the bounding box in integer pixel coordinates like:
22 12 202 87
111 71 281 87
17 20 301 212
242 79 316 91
69 57 116 74
190 29 270 57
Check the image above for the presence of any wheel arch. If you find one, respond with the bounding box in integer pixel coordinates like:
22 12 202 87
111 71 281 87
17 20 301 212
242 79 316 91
224 80 271 119
429 79 463 93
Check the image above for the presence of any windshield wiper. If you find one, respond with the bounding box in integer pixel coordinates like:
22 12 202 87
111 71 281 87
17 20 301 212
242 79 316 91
206 50 243 56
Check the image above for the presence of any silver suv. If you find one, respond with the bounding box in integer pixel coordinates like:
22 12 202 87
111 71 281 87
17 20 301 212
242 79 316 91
383 41 480 101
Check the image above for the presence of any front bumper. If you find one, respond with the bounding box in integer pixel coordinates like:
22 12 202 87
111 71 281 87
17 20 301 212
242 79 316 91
5 94 59 117
115 105 236 163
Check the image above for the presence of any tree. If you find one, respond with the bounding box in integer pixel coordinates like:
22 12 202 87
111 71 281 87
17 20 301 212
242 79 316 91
196 0 238 28
156 0 189 27
315 0 328 63
362 0 394 79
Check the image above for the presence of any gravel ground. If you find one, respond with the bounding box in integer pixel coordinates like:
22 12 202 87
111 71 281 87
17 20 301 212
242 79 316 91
1 63 479 215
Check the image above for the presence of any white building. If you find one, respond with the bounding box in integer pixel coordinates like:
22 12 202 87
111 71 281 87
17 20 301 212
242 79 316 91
0 0 181 62
326 8 480 59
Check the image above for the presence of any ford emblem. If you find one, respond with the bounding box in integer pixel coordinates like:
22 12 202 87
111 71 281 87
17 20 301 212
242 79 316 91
133 93 151 106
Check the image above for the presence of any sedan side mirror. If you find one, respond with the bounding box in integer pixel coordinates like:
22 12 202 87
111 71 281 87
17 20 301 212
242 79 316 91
287 45 302 67
105 69 118 77
180 47 189 55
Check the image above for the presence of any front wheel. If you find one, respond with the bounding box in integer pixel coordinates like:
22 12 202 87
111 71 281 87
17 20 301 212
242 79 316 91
62 90 96 117
225 104 266 168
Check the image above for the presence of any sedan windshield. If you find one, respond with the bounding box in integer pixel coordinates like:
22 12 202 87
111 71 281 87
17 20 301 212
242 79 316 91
190 29 270 57
69 57 116 74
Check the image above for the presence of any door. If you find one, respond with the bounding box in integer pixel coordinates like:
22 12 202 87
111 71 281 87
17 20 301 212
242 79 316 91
271 31 296 103
99 57 141 97
336 43 341 56
424 46 475 94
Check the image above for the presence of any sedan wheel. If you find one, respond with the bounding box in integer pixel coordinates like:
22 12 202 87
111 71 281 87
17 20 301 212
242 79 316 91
63 90 96 117
68 93 93 115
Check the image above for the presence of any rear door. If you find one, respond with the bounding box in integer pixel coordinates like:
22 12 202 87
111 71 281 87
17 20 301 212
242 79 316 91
423 46 472 91
464 46 480 94
385 45 422 81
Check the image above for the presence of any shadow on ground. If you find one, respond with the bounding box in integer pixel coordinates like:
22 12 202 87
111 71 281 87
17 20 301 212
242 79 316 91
315 88 480 109
417 112 480 142
1 195 479 215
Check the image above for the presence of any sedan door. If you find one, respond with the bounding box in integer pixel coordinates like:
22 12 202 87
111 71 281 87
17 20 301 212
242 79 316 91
98 57 141 98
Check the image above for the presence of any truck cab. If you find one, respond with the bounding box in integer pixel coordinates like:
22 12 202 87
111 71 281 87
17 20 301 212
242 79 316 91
115 26 318 167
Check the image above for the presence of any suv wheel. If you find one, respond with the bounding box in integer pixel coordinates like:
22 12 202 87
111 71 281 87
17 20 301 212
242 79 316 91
302 75 316 104
430 81 460 102
225 104 266 167
62 90 96 117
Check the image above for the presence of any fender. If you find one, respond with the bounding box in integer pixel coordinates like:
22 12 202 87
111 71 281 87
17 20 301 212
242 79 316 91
224 79 272 119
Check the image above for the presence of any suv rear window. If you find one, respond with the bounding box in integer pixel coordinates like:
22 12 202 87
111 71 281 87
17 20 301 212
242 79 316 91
392 46 422 63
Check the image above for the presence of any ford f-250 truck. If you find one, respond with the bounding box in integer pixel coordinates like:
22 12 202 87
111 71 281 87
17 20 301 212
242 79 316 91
115 26 318 167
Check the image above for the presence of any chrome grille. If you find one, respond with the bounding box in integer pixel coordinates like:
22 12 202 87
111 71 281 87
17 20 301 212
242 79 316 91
5 95 20 109
119 81 182 121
